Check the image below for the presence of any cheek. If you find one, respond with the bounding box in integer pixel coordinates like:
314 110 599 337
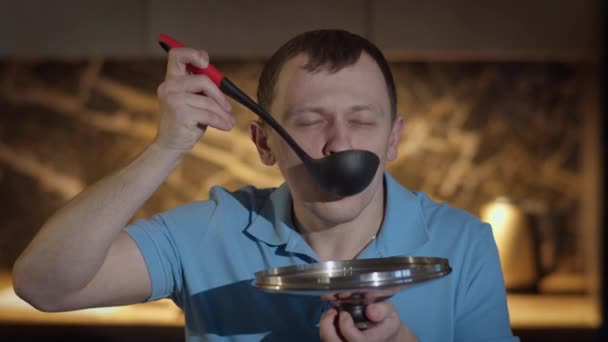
360 128 393 155
287 129 325 155
269 135 301 167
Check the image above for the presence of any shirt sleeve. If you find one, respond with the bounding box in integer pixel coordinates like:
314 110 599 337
454 224 520 342
123 214 184 302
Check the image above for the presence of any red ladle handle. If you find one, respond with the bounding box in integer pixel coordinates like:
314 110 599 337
157 34 224 87
156 33 312 165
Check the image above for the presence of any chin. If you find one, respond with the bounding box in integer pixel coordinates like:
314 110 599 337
294 179 381 225
284 162 385 224
322 196 376 224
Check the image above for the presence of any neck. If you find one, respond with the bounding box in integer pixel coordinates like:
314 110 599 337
292 180 386 261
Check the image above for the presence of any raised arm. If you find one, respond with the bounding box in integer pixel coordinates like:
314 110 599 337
12 47 235 312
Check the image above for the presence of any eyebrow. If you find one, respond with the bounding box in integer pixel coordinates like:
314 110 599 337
349 104 375 113
286 104 376 119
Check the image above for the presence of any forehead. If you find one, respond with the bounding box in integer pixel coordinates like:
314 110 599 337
269 53 391 117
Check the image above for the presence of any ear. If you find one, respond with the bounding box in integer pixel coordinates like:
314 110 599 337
387 115 404 161
249 120 276 166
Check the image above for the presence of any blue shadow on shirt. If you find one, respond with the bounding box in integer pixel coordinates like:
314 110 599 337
187 280 326 340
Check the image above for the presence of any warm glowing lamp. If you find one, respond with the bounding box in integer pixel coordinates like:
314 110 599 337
480 197 538 291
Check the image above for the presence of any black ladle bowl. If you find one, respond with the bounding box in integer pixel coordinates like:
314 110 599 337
157 34 380 197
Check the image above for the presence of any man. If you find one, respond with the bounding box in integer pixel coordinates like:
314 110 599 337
13 29 517 341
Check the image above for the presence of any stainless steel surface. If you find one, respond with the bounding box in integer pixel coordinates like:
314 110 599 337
255 256 451 293
254 256 452 329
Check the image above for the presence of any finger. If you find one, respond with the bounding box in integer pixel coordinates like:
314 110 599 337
164 93 234 131
183 92 235 123
180 97 234 131
187 105 234 131
165 47 209 79
184 99 235 131
319 308 342 342
366 301 397 323
159 74 231 111
360 303 404 341
337 311 365 342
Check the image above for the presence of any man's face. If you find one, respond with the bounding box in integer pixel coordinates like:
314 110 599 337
252 52 402 224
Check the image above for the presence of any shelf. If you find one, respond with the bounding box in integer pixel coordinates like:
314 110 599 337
507 294 601 329
0 273 601 329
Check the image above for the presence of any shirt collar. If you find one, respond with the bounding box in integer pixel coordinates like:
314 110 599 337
244 182 295 246
244 171 429 257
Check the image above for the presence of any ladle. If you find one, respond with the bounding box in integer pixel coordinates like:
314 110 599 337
157 34 380 197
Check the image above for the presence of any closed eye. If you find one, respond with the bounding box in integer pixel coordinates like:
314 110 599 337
295 119 324 127
292 112 325 127
350 120 375 126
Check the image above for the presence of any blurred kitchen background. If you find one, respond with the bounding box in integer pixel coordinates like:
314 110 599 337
0 0 605 341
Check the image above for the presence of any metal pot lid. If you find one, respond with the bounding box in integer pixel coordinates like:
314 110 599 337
254 256 451 294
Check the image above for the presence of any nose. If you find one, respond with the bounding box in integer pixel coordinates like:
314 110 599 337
322 120 353 156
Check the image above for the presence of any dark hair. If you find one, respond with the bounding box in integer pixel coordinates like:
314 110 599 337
257 29 397 117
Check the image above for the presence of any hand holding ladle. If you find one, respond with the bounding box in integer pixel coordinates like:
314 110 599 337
157 34 380 197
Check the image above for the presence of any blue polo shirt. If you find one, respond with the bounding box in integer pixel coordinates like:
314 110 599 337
124 172 518 341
